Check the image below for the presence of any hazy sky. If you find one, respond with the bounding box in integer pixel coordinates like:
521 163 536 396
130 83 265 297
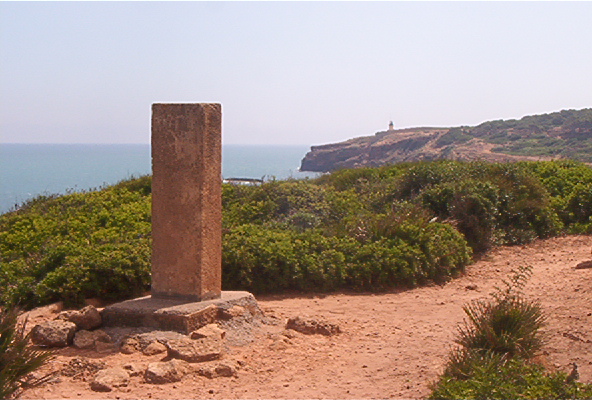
1 2 591 146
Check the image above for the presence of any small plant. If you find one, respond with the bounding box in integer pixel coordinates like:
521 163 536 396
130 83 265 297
455 266 546 361
0 307 53 398
430 356 592 399
429 266 592 399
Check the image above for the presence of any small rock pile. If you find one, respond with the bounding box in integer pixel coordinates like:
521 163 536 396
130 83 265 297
28 304 263 392
31 305 106 349
67 324 240 392
29 305 340 393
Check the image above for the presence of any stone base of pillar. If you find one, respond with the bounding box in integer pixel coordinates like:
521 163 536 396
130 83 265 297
102 291 261 334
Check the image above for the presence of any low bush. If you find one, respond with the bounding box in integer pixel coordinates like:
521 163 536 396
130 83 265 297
429 356 592 400
406 162 563 252
524 160 592 233
1 160 591 309
456 290 546 361
562 183 592 233
222 221 471 293
420 180 500 252
450 266 546 367
429 266 592 399
0 178 152 308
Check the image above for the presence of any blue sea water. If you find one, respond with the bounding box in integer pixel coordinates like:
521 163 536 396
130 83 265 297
0 144 318 214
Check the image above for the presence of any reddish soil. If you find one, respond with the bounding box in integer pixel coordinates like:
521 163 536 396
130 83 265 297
21 235 592 399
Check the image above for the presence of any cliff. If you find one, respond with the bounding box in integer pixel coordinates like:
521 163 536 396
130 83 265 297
300 108 592 172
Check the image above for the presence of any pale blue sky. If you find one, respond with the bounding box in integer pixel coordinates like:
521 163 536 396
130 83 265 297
1 2 591 145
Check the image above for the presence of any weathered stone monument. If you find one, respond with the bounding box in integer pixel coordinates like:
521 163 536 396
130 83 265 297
102 103 260 335
151 103 222 301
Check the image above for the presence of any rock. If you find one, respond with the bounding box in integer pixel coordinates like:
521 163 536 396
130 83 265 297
212 363 237 377
286 316 341 336
575 260 592 269
95 341 117 354
120 330 186 354
145 360 191 384
269 340 289 351
57 305 102 331
73 329 111 349
123 363 143 377
190 324 226 341
90 367 129 392
61 357 106 380
281 329 302 339
219 305 246 320
142 341 167 356
166 337 224 363
31 320 77 347
268 332 293 344
188 304 221 329
25 370 62 385
120 337 140 354
196 361 238 379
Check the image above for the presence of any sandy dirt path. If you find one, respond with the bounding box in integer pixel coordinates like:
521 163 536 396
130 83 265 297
22 235 592 399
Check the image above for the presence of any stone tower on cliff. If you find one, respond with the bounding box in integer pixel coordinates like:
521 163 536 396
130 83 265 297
388 121 394 131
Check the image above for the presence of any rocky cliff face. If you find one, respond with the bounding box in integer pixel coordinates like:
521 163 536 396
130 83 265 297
300 109 592 172
300 128 542 172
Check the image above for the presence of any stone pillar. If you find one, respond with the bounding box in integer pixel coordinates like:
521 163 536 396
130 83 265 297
151 103 222 301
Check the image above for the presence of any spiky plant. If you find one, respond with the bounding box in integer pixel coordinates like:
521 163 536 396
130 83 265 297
444 348 509 380
430 266 592 398
444 266 546 381
456 293 546 359
0 307 53 399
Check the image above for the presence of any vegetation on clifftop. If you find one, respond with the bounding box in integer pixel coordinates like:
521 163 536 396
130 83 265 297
301 108 592 172
1 160 591 309
469 108 592 161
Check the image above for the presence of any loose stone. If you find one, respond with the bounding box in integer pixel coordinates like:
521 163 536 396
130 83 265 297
31 320 77 347
286 316 341 336
90 367 129 392
73 329 111 349
165 337 224 363
145 359 191 384
57 305 102 331
190 324 226 341
142 341 167 356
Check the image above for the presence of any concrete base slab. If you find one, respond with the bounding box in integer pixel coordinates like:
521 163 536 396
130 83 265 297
102 291 260 334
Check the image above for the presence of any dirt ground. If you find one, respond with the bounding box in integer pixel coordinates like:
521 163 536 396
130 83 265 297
21 235 592 399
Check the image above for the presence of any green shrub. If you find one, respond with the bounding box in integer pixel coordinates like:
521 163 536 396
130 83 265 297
394 160 472 199
414 163 563 251
564 183 592 229
429 356 592 400
426 267 591 399
523 160 592 198
455 266 546 360
421 180 500 252
222 180 359 230
1 160 590 309
434 128 472 148
456 292 546 360
0 308 53 399
0 178 152 308
222 220 471 294
34 243 151 307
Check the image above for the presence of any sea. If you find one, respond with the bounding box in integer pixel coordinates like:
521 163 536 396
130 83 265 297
0 144 319 214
